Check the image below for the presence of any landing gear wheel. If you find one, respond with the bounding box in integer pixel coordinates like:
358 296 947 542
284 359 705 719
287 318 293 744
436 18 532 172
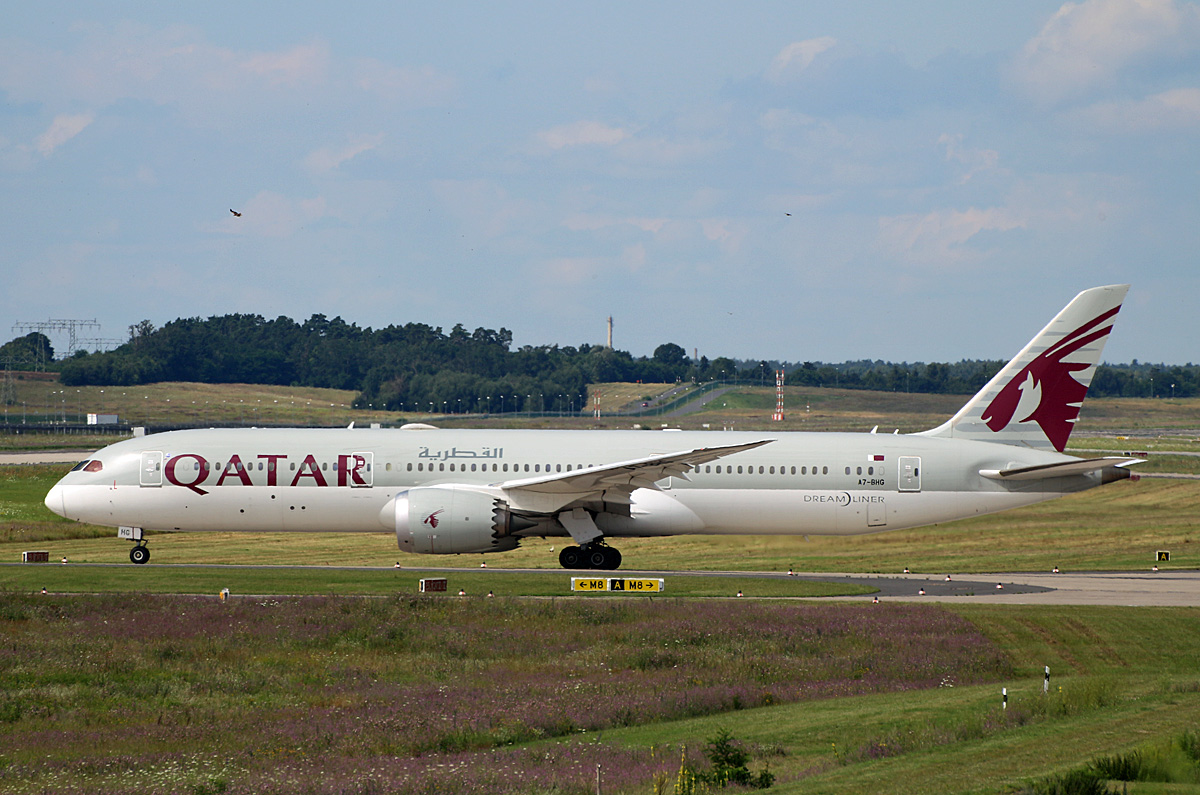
585 547 608 570
603 547 622 571
129 545 150 565
559 546 583 569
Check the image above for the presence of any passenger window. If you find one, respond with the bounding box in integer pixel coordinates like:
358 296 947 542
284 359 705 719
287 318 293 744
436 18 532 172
822 466 828 474
769 466 775 474
737 466 743 474
758 466 764 474
439 463 445 472
449 464 456 472
790 466 796 475
856 467 862 475
471 463 477 472
868 466 874 475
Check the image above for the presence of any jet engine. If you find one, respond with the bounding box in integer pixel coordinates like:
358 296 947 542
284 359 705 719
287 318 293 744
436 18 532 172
384 485 536 554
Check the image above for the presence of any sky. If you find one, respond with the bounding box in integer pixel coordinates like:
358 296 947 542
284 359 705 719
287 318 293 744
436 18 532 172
2 1 1198 366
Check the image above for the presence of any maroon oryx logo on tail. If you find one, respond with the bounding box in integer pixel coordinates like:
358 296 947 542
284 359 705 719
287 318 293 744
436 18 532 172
981 306 1120 452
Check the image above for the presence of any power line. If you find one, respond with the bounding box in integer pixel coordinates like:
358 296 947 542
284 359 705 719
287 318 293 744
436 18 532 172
11 318 100 368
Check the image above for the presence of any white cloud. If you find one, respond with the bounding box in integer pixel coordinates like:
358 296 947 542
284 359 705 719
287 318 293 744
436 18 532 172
35 113 94 156
1070 86 1200 130
1012 0 1200 104
0 25 436 124
539 256 604 284
354 59 456 105
304 132 385 173
537 121 631 149
239 41 329 86
431 179 533 239
562 214 668 234
878 207 1026 266
700 218 749 254
938 133 1000 183
766 37 838 83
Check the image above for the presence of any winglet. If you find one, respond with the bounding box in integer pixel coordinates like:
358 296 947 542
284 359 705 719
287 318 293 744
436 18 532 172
918 285 1129 452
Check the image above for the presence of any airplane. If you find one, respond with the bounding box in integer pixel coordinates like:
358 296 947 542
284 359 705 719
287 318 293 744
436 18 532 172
45 285 1139 570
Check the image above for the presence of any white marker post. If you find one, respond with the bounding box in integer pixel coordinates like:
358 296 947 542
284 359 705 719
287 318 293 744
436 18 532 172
1044 666 1050 695
1002 687 1007 710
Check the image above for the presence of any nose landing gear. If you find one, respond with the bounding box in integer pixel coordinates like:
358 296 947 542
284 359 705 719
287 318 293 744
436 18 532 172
119 527 150 564
559 543 622 571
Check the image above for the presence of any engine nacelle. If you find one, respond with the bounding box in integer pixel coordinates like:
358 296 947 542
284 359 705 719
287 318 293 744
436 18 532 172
385 485 524 555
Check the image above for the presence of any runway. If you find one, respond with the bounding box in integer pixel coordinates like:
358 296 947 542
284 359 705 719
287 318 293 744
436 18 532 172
808 570 1200 606
607 568 1200 606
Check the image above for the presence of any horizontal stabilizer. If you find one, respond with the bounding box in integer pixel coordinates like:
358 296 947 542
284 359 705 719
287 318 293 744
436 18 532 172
979 457 1142 481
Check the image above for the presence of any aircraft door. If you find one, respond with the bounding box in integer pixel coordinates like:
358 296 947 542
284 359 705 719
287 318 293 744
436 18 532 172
898 456 921 492
339 452 373 487
140 451 164 487
353 452 373 487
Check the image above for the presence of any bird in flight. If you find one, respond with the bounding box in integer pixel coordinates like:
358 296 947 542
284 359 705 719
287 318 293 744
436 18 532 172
229 209 242 217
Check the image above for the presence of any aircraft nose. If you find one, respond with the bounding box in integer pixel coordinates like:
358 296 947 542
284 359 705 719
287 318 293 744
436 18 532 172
45 482 67 518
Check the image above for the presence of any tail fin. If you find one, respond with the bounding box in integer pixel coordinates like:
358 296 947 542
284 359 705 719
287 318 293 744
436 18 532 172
918 284 1129 452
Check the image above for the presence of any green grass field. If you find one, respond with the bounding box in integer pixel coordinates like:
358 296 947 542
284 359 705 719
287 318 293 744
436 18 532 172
1 594 1197 794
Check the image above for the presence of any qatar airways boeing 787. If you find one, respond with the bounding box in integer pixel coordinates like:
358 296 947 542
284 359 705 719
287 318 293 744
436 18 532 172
46 285 1138 570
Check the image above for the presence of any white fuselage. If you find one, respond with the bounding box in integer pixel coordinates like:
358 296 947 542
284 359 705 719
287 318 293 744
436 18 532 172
45 427 1103 543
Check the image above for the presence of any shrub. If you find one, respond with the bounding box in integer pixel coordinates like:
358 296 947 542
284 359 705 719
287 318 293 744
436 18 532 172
698 729 774 789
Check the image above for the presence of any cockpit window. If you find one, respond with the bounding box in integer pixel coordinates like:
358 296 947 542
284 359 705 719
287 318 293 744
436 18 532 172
84 460 104 473
70 460 91 472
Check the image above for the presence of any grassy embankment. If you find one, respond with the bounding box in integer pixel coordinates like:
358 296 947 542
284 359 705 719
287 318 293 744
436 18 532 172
0 594 1197 794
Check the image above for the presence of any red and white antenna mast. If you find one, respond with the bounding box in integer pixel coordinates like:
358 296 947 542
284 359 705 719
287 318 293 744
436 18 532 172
772 369 785 421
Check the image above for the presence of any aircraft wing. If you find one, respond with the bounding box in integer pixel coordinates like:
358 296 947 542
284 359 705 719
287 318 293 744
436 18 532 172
497 439 773 514
979 457 1143 481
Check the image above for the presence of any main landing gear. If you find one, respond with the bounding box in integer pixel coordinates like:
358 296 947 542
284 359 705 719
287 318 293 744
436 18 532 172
559 543 622 571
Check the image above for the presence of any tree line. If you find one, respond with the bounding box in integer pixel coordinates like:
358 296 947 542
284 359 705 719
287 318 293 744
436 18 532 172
2 314 1193 414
